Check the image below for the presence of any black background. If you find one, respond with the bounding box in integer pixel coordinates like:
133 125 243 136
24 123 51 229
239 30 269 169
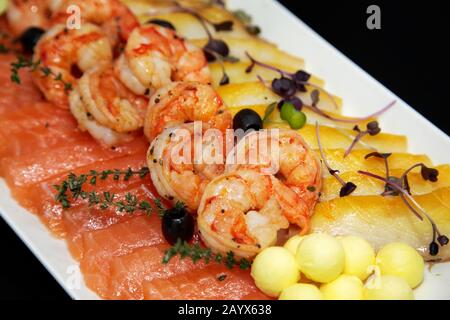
1 0 449 300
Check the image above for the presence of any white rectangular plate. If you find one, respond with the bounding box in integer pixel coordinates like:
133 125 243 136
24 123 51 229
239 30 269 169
1 0 450 300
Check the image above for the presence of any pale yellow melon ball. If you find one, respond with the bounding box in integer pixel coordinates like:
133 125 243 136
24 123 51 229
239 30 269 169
0 0 9 15
251 247 300 297
320 275 364 300
295 233 345 283
339 236 376 280
364 275 414 300
376 242 424 288
284 235 304 256
279 284 323 300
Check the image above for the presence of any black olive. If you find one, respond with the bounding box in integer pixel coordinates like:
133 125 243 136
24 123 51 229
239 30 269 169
162 206 195 245
19 27 45 54
146 19 176 31
233 109 263 132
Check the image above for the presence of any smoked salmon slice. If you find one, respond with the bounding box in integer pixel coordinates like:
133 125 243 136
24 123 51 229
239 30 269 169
64 182 160 260
11 154 152 237
107 244 208 300
0 104 83 158
0 52 270 300
80 215 165 298
142 264 268 300
0 137 148 188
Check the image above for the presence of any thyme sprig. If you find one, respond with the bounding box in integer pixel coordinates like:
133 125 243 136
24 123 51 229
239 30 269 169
53 167 151 214
163 239 252 270
0 44 10 54
10 57 73 91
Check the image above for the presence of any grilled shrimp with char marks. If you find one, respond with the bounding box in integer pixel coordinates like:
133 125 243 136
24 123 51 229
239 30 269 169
32 23 113 109
119 24 211 95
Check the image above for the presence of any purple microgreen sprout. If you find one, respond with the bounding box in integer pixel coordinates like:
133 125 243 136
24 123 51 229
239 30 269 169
277 97 303 111
245 52 396 123
344 121 381 157
171 1 234 62
172 1 233 32
271 77 297 98
307 90 397 124
202 48 232 86
315 122 357 197
358 164 447 256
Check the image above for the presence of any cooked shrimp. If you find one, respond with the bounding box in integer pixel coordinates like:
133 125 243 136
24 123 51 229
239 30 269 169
69 88 135 147
52 0 139 49
32 23 113 109
119 24 211 95
197 169 290 258
6 0 60 36
147 123 226 211
69 63 148 146
226 129 322 231
144 82 231 142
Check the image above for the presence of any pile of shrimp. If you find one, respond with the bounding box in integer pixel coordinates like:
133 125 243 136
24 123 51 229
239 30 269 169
6 0 211 146
145 83 322 258
7 0 322 259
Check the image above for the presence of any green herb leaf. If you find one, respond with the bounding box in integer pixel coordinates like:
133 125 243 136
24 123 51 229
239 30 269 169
233 10 252 24
0 44 9 54
162 241 251 270
53 167 155 215
263 102 277 123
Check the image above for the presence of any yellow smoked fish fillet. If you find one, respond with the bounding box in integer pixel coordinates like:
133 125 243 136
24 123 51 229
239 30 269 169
321 165 450 201
311 187 450 261
264 123 407 153
209 62 324 88
320 149 432 178
221 82 342 114
135 10 251 39
192 37 305 71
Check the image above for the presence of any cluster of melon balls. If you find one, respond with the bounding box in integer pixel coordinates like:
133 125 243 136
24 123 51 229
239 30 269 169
251 233 425 300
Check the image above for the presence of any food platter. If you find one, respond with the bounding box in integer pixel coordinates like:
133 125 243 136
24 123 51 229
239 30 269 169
0 0 449 300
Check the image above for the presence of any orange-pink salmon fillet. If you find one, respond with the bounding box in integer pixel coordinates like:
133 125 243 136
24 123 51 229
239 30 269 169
143 264 269 300
80 215 165 298
107 244 208 300
9 154 152 238
0 51 269 301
